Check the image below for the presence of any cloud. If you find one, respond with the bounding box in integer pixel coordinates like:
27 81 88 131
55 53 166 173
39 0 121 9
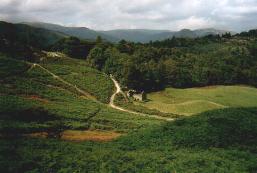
173 16 217 30
0 0 257 31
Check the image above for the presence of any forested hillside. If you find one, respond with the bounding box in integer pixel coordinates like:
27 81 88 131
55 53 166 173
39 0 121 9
87 32 257 91
0 21 65 61
0 22 99 61
51 37 96 59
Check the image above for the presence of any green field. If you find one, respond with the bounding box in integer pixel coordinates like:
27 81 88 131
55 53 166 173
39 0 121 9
137 86 257 115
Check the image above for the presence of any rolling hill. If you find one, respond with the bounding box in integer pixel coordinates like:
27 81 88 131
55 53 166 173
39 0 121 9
0 20 256 172
0 21 65 49
22 22 119 42
99 28 233 42
99 29 171 42
1 52 256 173
0 21 66 61
23 22 233 43
0 51 166 144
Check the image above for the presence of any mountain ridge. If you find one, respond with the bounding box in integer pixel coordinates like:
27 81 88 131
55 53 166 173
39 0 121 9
22 22 119 42
22 22 235 43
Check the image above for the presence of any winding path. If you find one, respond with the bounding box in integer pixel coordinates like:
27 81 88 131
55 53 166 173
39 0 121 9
28 63 96 100
109 75 174 121
28 63 173 121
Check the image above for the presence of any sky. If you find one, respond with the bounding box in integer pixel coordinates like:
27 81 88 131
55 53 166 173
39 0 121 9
0 0 257 31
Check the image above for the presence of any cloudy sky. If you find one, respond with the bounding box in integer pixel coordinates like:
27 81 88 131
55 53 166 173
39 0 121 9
0 0 257 31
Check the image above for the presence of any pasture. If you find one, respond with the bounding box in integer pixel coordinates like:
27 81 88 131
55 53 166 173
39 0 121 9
137 86 257 115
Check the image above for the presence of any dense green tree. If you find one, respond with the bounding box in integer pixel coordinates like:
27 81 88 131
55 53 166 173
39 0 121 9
87 46 107 70
96 35 102 44
51 37 95 59
116 40 135 54
87 29 257 91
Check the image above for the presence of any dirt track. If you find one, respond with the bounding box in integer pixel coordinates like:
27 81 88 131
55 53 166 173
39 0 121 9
109 75 174 121
28 63 96 100
28 63 173 121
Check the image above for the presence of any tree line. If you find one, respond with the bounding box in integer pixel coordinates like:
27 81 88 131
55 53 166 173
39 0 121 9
87 32 257 91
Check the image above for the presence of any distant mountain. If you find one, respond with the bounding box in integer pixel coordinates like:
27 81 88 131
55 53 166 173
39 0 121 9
100 28 234 42
22 22 234 43
194 28 236 37
23 22 118 42
99 29 170 43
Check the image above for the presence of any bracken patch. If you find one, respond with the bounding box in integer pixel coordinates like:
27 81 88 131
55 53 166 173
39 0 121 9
60 130 122 142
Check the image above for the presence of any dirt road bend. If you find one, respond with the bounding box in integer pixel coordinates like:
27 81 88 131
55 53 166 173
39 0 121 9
109 75 174 121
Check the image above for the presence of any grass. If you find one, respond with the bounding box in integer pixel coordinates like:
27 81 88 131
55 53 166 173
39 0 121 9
40 52 114 103
1 54 256 172
1 107 256 172
0 55 161 134
114 93 181 118
137 86 257 115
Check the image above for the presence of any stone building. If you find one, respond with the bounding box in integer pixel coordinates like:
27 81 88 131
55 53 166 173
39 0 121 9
127 90 146 101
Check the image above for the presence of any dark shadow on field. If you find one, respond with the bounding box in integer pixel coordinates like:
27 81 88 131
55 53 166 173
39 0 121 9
0 106 67 137
170 107 257 149
0 107 60 123
117 107 257 150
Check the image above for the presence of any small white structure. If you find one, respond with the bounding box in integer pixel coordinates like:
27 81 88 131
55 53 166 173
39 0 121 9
127 90 146 101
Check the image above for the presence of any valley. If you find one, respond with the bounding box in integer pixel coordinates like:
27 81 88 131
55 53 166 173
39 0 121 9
0 21 256 172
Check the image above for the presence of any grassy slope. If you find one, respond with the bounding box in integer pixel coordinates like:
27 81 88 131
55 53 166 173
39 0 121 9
0 54 257 172
137 86 257 115
0 55 161 134
1 107 256 172
40 52 114 103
